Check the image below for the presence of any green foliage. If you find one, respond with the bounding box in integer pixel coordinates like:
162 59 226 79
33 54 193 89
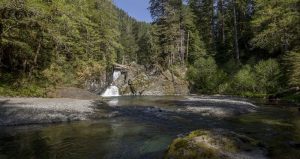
284 50 300 87
0 0 151 96
187 58 281 96
187 57 227 94
150 0 186 67
0 73 47 97
226 59 281 95
137 30 158 66
251 0 299 53
0 0 298 99
231 65 256 94
254 59 281 93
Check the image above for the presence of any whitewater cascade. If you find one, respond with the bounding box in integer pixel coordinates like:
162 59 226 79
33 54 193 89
102 71 121 97
113 71 121 81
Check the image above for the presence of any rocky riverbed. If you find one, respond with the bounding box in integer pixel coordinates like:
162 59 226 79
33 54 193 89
0 96 258 126
0 97 101 126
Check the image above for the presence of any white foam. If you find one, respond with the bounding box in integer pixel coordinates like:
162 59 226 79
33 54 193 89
186 97 257 108
102 71 121 97
102 85 120 97
113 71 121 81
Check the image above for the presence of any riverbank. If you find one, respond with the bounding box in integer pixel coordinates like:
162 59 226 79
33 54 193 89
0 97 102 126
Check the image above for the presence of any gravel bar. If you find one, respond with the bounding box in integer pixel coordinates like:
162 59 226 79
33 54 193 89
0 97 99 126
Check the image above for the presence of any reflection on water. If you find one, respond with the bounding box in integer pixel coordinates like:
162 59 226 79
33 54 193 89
0 96 299 159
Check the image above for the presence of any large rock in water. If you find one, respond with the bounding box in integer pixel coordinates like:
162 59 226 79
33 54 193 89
165 129 266 159
115 63 189 95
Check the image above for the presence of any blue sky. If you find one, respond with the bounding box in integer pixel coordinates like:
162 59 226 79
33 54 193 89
114 0 152 23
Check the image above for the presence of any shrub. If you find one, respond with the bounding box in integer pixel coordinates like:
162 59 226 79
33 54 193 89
231 65 257 95
187 57 227 94
254 59 281 94
0 73 47 97
42 63 65 86
284 50 300 87
75 60 106 84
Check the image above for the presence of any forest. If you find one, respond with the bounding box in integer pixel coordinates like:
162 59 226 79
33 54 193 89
0 1 299 158
0 0 299 100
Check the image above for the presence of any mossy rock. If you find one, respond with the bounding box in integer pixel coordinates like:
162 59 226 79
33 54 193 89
165 129 265 159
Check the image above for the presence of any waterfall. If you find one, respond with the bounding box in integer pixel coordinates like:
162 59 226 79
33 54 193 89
113 71 121 81
102 85 120 97
101 71 121 97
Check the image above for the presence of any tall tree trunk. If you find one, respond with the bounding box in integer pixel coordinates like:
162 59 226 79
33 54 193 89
23 60 27 73
34 42 41 65
0 21 2 67
233 0 240 63
180 30 185 65
210 1 215 49
29 41 41 78
186 31 189 63
220 0 225 44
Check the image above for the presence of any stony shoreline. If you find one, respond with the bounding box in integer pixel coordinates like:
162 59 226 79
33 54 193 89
0 97 100 126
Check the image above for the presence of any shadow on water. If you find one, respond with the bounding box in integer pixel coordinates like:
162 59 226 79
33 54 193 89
0 96 299 159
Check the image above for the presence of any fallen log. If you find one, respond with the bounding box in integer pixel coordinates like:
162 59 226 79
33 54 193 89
113 63 130 70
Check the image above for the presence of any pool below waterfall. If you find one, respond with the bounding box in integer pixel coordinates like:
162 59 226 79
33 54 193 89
0 96 299 159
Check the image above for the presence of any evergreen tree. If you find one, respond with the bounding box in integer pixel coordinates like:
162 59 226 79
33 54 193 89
0 0 150 90
251 0 299 54
150 0 183 67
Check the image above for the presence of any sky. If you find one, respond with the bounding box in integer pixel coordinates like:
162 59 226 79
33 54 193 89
114 0 152 23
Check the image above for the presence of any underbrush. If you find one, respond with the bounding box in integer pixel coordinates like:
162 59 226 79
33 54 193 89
0 73 49 97
0 60 107 97
187 58 282 97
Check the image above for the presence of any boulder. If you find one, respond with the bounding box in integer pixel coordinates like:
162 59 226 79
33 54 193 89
165 129 266 159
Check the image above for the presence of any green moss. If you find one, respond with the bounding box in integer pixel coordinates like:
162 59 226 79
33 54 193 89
165 128 286 159
188 130 208 138
165 138 198 159
165 130 241 159
173 138 190 150
166 137 219 159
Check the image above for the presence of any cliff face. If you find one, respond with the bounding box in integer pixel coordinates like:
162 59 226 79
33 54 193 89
114 63 189 96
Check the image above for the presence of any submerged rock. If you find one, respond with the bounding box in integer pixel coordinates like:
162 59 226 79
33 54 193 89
165 129 266 159
174 97 258 118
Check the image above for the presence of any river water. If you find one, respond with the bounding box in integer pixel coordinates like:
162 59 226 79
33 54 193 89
0 96 299 159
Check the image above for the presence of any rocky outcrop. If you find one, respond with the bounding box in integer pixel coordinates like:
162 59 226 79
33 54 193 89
73 62 189 96
114 63 189 95
84 71 109 94
165 129 266 159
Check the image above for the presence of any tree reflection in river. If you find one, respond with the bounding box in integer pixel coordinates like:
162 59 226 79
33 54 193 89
0 96 299 159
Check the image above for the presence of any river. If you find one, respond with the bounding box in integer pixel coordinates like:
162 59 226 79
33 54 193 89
0 96 299 159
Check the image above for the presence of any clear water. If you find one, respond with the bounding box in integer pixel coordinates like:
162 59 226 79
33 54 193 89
0 96 299 159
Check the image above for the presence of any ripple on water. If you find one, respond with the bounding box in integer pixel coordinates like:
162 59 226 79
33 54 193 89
0 96 299 159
